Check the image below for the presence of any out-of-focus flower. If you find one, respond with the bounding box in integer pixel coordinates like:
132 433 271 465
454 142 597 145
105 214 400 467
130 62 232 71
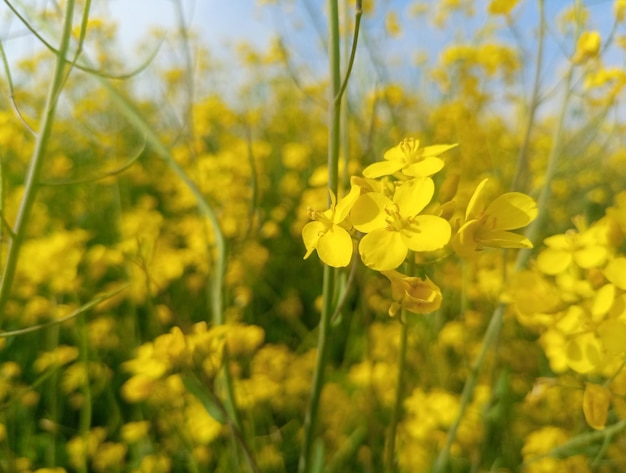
583 383 611 430
488 0 518 17
573 31 602 64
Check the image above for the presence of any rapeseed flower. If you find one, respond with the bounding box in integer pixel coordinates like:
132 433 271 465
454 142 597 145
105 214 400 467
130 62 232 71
383 270 443 316
573 31 602 64
362 138 457 179
583 383 611 430
452 178 537 258
352 178 451 270
302 185 360 267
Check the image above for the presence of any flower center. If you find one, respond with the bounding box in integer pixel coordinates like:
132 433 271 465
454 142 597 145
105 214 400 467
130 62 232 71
399 138 422 164
384 203 420 233
307 207 333 229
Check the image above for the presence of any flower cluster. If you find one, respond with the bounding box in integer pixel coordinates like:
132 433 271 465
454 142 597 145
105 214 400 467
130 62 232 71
509 196 626 431
303 137 537 317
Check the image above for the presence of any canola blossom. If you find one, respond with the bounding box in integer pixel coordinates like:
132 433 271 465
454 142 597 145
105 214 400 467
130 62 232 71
5 2 626 470
383 270 443 316
362 138 457 179
302 185 360 267
452 178 537 258
352 178 451 271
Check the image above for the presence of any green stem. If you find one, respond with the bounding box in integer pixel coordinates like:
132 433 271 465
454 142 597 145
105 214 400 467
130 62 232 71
298 265 336 473
516 45 576 270
433 304 505 472
77 315 92 473
297 1 342 472
0 0 76 318
510 0 545 193
384 317 409 473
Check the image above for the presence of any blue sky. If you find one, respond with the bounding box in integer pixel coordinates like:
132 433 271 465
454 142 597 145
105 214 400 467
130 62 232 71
0 0 621 100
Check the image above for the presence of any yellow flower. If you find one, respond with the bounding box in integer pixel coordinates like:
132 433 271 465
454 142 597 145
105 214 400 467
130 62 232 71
536 220 610 275
572 31 602 64
362 138 457 179
302 185 361 267
616 0 626 22
488 0 518 16
352 178 451 271
583 383 611 430
383 270 443 316
452 178 537 258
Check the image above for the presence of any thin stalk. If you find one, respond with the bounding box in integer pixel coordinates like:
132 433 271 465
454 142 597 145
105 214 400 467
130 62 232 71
298 2 342 470
516 51 576 270
77 316 92 473
0 0 76 318
298 265 336 473
433 304 505 473
384 317 409 473
510 0 545 193
434 15 579 471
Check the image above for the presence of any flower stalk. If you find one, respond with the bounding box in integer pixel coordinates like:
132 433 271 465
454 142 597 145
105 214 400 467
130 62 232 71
0 0 78 318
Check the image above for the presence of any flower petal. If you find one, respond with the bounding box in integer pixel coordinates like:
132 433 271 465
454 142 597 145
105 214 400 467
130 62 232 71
466 178 489 221
420 143 458 157
352 192 391 233
605 257 626 290
403 157 445 177
334 184 361 223
484 192 538 230
393 177 434 217
302 221 326 258
317 225 353 267
536 248 572 275
359 229 407 271
452 219 481 258
479 230 533 249
363 160 404 179
402 215 451 252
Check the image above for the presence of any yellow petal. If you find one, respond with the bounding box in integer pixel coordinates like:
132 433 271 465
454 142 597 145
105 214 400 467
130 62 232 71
484 192 538 230
582 383 611 430
401 215 451 252
363 160 403 179
393 177 434 216
591 284 615 320
536 248 572 275
605 257 626 290
566 333 603 374
488 0 518 16
359 229 407 271
480 230 533 249
351 192 390 233
334 184 361 223
543 233 571 250
403 157 445 178
465 178 489 221
420 143 458 157
574 245 607 269
302 221 325 258
452 219 481 258
573 31 602 64
598 318 626 355
317 225 353 268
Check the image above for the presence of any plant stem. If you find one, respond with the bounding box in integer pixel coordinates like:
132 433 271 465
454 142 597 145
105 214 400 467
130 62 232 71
298 2 342 471
510 0 545 193
384 317 409 473
0 0 76 318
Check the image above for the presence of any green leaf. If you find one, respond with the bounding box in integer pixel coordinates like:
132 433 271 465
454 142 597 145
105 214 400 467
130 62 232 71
182 374 227 424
